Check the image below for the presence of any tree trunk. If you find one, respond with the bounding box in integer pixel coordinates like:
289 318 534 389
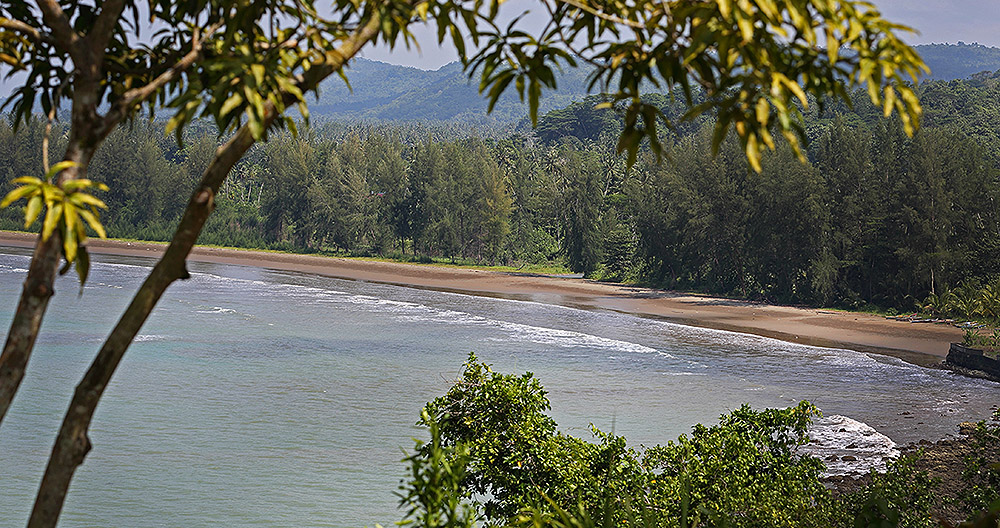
0 235 61 422
0 145 91 425
0 7 213 427
27 17 381 528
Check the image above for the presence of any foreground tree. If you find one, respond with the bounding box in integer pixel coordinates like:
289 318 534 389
0 0 926 526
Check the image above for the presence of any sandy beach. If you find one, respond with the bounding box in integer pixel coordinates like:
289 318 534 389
0 231 965 368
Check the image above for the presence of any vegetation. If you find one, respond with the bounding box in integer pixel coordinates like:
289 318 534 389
312 59 593 124
5 72 1000 310
918 43 1000 81
398 356 1000 528
961 411 1000 517
264 44 1000 125
0 0 937 525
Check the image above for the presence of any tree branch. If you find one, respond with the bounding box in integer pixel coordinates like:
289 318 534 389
0 235 60 424
26 15 384 528
33 0 79 58
0 17 48 44
0 13 216 432
101 22 222 136
84 0 126 64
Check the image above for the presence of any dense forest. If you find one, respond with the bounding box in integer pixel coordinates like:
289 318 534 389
2 75 1000 311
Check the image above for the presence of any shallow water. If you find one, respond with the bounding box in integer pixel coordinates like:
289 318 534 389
0 247 996 527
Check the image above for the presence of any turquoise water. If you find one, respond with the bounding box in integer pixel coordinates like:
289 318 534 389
0 247 996 527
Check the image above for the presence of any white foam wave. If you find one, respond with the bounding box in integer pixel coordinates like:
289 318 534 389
134 334 167 342
395 304 663 356
196 307 238 314
494 320 662 355
800 415 899 476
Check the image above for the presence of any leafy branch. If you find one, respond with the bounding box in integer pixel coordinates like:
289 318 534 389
0 161 108 286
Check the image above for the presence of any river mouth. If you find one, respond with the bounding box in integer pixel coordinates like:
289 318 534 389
0 248 996 527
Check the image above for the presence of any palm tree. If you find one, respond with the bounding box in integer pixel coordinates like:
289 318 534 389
952 281 984 321
979 280 1000 321
921 285 956 317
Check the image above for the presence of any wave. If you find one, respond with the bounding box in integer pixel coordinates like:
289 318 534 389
134 334 167 342
800 415 899 476
195 306 239 315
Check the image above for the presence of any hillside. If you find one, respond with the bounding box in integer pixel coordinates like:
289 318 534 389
310 59 593 123
307 43 1000 123
918 42 1000 80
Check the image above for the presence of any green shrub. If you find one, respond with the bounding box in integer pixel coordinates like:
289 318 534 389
842 454 938 528
416 355 836 528
961 413 1000 516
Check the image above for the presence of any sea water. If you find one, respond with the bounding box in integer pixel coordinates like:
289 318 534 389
0 247 996 527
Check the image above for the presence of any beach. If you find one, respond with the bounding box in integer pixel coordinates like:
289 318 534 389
0 230 963 367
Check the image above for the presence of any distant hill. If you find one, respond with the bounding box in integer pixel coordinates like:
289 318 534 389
917 42 1000 80
303 43 1000 123
310 59 594 123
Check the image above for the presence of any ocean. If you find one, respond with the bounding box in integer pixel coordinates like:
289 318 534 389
0 247 996 527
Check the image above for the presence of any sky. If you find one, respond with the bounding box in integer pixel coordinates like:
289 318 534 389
1 1 998 97
359 0 1000 70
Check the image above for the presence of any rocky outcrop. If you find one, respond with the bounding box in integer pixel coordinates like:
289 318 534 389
947 343 1000 380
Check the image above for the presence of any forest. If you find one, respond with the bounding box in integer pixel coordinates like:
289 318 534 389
1 76 1000 312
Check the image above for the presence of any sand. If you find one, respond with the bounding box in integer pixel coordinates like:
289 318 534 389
0 231 964 367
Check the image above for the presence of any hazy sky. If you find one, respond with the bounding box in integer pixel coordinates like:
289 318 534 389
359 0 1000 70
1 1 997 97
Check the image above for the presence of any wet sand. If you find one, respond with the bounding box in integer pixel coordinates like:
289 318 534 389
0 231 963 367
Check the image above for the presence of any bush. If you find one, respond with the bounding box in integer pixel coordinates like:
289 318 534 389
415 355 837 527
401 357 1000 528
961 412 1000 515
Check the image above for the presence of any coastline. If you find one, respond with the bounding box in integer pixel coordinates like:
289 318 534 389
0 231 965 368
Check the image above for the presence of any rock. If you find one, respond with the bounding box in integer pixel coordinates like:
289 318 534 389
846 442 858 448
959 422 977 436
842 455 858 461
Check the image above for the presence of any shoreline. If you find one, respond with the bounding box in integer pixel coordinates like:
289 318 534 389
0 231 967 369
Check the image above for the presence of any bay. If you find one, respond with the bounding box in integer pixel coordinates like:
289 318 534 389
0 247 996 527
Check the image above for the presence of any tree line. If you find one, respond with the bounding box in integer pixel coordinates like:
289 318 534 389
2 80 999 311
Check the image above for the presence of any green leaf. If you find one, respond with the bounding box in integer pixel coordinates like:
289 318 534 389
24 195 42 228
219 93 243 118
63 201 77 242
77 208 107 239
45 160 78 181
42 202 62 241
75 246 90 293
62 215 77 263
11 176 42 186
69 192 108 209
1 185 37 208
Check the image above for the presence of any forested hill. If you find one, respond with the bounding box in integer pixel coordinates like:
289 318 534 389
309 58 593 123
918 43 1000 80
307 43 1000 123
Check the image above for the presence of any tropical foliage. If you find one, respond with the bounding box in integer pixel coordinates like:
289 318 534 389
399 356 999 528
5 75 1000 310
282 44 1000 124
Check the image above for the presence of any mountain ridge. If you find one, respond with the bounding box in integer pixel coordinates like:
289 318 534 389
309 43 1000 123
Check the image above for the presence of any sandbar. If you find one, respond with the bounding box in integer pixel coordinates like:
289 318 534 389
0 231 965 368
